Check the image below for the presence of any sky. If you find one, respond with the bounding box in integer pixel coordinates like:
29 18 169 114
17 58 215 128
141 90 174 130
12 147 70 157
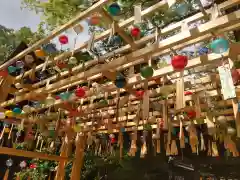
0 0 41 31
0 0 90 50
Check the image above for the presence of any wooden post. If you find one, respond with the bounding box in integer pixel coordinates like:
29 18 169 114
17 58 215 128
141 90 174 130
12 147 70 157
231 98 240 137
0 75 14 102
0 147 67 161
54 137 69 180
70 133 86 180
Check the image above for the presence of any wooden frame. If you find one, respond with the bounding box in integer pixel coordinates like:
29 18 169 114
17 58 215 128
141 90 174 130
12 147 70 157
0 0 240 179
0 147 68 162
2 9 240 108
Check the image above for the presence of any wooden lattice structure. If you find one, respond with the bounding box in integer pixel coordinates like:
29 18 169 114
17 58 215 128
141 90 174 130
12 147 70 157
0 0 240 179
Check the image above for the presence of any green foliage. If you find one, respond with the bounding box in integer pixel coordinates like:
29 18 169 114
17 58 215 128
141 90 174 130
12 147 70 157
14 24 45 45
21 0 202 32
21 0 95 31
0 25 45 62
15 159 57 180
234 60 240 69
157 60 168 68
0 25 18 62
64 150 134 180
14 27 34 44
65 151 120 180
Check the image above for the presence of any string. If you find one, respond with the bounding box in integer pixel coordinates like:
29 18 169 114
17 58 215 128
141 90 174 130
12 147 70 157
71 37 77 57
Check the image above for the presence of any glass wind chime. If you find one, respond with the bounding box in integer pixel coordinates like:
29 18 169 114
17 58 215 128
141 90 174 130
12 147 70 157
3 158 13 180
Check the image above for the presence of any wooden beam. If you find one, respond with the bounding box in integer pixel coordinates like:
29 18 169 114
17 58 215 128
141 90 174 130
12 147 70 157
0 50 231 109
0 76 15 102
100 9 138 49
32 23 236 95
14 2 240 94
70 134 86 180
3 76 214 123
114 22 138 49
87 108 235 133
4 10 240 107
96 116 235 133
16 84 240 129
15 0 238 81
231 98 240 137
54 138 70 180
0 147 68 162
11 71 214 116
15 0 168 80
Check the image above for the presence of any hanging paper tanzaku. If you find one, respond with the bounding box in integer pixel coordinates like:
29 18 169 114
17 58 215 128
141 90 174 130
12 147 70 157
134 4 141 24
218 66 236 100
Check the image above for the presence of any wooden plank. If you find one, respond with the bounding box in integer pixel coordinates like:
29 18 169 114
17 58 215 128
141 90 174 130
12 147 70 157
3 92 237 130
231 98 240 137
100 9 138 49
88 111 235 133
102 70 117 81
15 5 240 95
14 73 214 116
16 84 240 127
15 1 168 81
38 24 234 95
55 140 68 180
0 51 230 108
96 116 236 133
15 0 237 82
4 10 240 107
70 134 86 180
114 22 138 49
3 11 239 109
17 33 212 95
1 77 217 125
0 0 109 70
21 80 213 118
0 147 68 161
194 92 202 118
0 76 14 102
